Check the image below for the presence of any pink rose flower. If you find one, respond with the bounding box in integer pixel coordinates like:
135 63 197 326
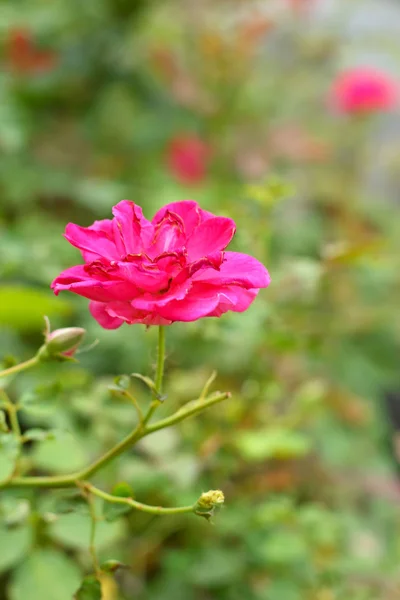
51 201 270 328
166 136 210 185
329 67 399 114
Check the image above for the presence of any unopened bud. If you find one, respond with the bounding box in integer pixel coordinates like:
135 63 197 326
42 327 86 359
194 490 224 520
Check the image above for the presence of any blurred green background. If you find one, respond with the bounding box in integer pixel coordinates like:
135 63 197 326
1 0 400 598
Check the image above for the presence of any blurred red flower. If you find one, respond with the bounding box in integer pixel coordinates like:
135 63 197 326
6 28 57 75
166 135 210 185
329 67 399 114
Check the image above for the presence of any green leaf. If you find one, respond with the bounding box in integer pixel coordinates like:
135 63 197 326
0 433 19 482
39 491 89 516
49 513 124 550
263 581 302 600
188 548 245 587
103 482 134 522
0 286 71 332
130 373 157 395
113 375 131 390
235 428 312 462
74 575 101 600
0 525 31 574
20 381 62 415
1 499 30 527
258 530 309 567
31 434 87 473
9 549 81 600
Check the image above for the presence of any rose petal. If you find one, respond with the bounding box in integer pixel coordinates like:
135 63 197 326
52 265 139 302
106 301 171 325
112 201 153 254
158 284 223 322
149 210 186 255
152 200 214 238
186 217 236 260
193 251 271 289
65 223 119 261
208 286 258 316
89 302 124 329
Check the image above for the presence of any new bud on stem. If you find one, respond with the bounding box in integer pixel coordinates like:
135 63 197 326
194 490 225 520
38 325 86 361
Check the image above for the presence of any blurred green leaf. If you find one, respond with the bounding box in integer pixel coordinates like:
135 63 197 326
103 482 134 522
258 530 309 567
0 433 19 482
49 513 124 550
235 428 312 461
74 575 101 600
9 549 81 600
0 286 72 332
0 525 31 574
31 434 88 473
188 548 245 587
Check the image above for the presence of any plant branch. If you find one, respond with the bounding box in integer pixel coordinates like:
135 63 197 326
0 356 40 379
85 483 195 516
145 391 230 435
2 391 230 489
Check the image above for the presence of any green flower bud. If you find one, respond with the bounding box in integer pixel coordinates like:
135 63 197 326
194 490 225 520
41 327 86 359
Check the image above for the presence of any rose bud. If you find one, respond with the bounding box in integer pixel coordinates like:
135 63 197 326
44 327 86 358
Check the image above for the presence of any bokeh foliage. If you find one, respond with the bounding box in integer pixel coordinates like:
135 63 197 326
1 0 400 598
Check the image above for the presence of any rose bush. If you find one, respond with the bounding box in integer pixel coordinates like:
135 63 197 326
51 200 270 327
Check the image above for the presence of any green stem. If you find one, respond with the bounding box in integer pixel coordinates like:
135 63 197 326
87 493 100 574
125 390 144 424
86 483 195 516
0 356 40 379
155 325 166 394
0 391 21 438
143 325 166 425
145 392 230 436
3 391 230 489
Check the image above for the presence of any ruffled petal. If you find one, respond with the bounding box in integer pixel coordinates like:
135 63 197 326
112 201 153 255
105 301 171 326
65 223 119 262
152 200 214 238
186 217 236 260
51 265 139 302
148 211 186 255
131 278 192 311
208 286 258 316
51 265 90 293
157 284 223 322
193 251 270 289
89 302 124 329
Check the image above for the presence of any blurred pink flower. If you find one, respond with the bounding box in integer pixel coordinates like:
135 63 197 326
166 136 210 185
51 200 270 328
6 28 57 74
329 67 399 114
